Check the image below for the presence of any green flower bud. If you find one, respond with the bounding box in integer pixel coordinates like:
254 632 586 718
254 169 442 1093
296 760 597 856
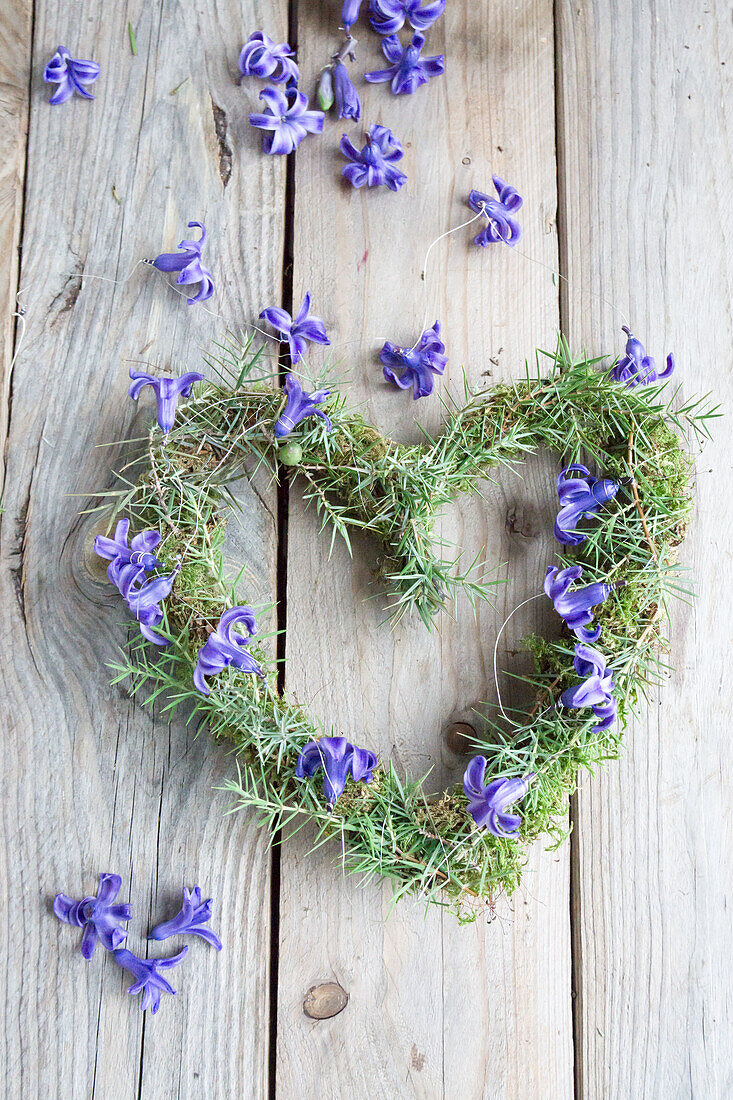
279 442 303 466
316 67 334 111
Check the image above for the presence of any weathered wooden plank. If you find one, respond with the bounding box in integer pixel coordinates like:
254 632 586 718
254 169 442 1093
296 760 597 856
556 2 732 1096
0 0 31 491
278 3 573 1096
0 2 287 1096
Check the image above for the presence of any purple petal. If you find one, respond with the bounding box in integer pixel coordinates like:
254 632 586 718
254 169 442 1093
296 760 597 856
381 34 404 63
80 923 99 960
295 740 328 779
265 126 296 155
659 352 675 379
95 872 121 905
260 306 293 333
422 55 445 76
364 66 396 84
152 251 189 273
463 754 487 797
382 365 413 390
410 0 446 29
249 111 281 131
296 318 330 344
299 111 325 135
350 746 377 782
489 810 522 839
294 292 312 324
258 85 288 115
339 134 362 160
48 80 75 105
288 333 307 364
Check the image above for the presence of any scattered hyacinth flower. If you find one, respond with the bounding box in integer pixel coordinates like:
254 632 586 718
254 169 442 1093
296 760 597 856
128 369 205 435
462 758 533 839
380 321 447 399
333 61 361 120
193 606 265 695
544 564 622 643
43 46 100 104
560 643 617 732
94 519 161 583
554 464 619 546
151 221 215 304
260 292 330 364
274 375 332 438
295 736 377 806
249 85 324 155
113 562 179 646
369 0 446 34
341 0 363 30
365 32 444 95
340 124 406 190
113 947 188 1015
610 326 675 388
468 178 523 246
238 31 299 84
149 887 222 950
53 873 131 959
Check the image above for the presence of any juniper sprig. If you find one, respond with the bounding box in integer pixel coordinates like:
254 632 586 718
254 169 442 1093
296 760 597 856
96 334 714 914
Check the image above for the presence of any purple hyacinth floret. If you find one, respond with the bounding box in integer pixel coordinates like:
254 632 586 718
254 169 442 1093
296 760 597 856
113 562 179 646
295 736 377 806
249 85 324 156
260 292 330 364
341 0 363 29
340 124 406 191
274 375 332 438
113 947 188 1014
380 321 447 399
610 326 675 388
468 178 523 247
333 61 361 121
94 519 161 584
365 32 444 95
544 564 621 643
193 606 265 695
560 643 617 732
149 887 223 950
462 758 533 839
128 369 205 435
53 873 131 959
152 221 215 305
238 31 299 85
369 0 446 34
554 464 619 547
43 46 100 105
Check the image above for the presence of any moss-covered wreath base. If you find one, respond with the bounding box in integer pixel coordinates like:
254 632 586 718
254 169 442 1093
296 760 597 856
102 338 711 916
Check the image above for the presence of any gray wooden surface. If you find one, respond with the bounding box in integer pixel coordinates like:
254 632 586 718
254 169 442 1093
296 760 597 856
1 1 730 1098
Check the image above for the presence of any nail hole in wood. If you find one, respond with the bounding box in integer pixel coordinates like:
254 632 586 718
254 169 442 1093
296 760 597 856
302 982 349 1020
445 722 476 755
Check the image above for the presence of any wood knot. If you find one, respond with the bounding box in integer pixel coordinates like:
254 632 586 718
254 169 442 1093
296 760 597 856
81 517 113 585
445 722 476 755
505 503 540 539
302 982 349 1020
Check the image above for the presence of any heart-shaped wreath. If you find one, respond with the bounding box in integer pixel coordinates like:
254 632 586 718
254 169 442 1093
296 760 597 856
96 337 710 914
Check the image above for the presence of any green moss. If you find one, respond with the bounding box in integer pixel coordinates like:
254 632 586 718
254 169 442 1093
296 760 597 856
106 338 710 912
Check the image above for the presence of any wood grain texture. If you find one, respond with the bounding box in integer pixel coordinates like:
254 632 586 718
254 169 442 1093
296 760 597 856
277 3 573 1097
4 1 732 1095
0 2 287 1096
556 2 732 1096
0 0 32 491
